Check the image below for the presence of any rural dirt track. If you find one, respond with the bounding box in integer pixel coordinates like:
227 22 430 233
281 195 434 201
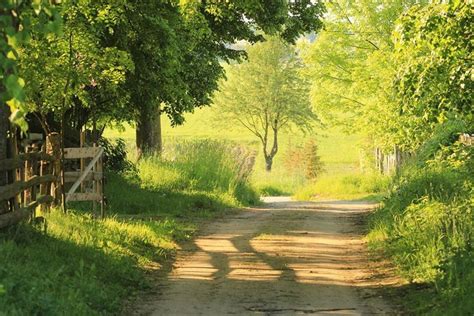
135 197 400 315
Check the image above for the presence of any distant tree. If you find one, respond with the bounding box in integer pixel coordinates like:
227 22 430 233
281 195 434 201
213 37 316 172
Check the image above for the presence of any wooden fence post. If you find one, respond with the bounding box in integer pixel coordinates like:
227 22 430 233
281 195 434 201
46 133 61 206
24 146 34 205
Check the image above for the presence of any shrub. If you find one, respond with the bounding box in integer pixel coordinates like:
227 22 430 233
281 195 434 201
98 137 135 172
283 139 324 180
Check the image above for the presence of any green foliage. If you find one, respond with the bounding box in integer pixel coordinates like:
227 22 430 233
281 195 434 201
19 0 133 131
104 109 363 196
368 129 474 314
300 1 473 152
415 120 467 165
103 139 259 216
393 2 474 149
121 0 325 139
213 37 317 171
98 137 135 173
139 140 259 206
0 210 191 314
0 1 61 129
300 1 424 150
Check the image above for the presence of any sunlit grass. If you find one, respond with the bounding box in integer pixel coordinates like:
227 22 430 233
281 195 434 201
0 210 193 315
294 173 390 201
104 107 363 196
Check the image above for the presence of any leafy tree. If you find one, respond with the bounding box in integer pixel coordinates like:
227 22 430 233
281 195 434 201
301 1 427 152
118 0 325 155
0 0 60 214
18 0 133 142
393 2 473 149
213 37 316 172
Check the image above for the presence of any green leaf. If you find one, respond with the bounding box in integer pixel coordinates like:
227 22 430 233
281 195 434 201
6 98 22 111
9 109 29 132
5 75 25 99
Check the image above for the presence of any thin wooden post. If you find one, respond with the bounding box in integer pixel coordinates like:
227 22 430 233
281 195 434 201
97 153 104 219
80 130 86 195
9 128 19 212
46 133 61 207
24 146 34 205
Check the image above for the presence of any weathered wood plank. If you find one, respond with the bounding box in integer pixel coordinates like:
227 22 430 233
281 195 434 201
0 175 57 201
64 171 103 183
64 147 101 159
66 148 104 201
0 152 54 171
0 195 53 229
66 193 102 202
460 134 474 146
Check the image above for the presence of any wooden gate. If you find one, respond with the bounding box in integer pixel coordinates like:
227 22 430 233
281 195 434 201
63 146 105 218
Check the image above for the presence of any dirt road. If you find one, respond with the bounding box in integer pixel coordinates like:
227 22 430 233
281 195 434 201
137 197 398 315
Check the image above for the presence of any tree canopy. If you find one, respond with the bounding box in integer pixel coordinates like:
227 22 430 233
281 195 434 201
300 1 473 153
1 0 326 154
301 1 431 152
393 2 473 148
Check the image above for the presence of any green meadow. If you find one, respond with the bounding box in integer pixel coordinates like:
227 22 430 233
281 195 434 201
105 106 364 197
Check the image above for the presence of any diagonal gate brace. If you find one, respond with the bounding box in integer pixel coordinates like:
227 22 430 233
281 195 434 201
65 147 104 203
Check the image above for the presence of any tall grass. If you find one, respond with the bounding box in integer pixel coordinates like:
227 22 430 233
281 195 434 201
367 123 474 314
100 140 259 217
138 140 259 206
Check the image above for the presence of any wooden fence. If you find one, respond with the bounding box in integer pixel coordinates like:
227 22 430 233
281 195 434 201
0 131 105 229
0 134 60 229
374 146 410 175
374 133 473 175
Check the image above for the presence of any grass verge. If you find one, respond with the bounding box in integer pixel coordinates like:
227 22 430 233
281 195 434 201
0 139 259 314
0 210 193 314
367 122 474 314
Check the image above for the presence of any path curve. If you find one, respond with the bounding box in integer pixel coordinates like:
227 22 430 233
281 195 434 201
135 197 398 315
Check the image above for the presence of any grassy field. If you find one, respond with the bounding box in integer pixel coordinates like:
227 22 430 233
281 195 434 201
105 106 363 196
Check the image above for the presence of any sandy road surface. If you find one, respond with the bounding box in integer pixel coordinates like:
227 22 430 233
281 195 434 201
135 197 399 315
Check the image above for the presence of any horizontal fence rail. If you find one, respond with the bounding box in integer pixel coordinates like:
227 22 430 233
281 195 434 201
0 131 105 228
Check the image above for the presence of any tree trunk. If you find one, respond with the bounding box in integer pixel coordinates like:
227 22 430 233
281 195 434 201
136 104 162 158
261 127 279 173
264 155 273 172
0 104 11 214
